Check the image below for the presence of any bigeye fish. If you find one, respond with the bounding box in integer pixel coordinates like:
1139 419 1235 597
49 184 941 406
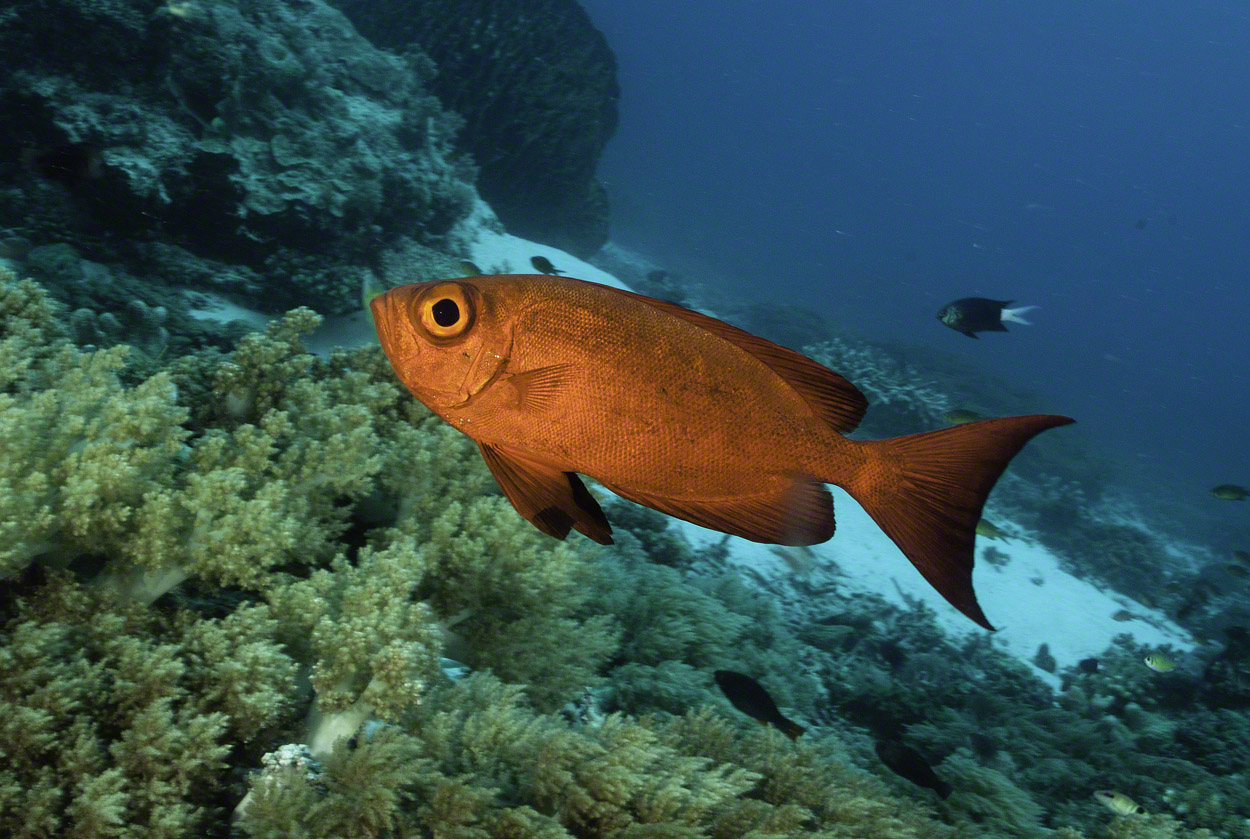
1093 790 1145 816
713 670 805 740
370 275 1073 628
1143 652 1177 673
937 297 1038 339
1210 484 1249 501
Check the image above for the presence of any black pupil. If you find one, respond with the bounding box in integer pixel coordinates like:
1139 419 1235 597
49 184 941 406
431 298 459 327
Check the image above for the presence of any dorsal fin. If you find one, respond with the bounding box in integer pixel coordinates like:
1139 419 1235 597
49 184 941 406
606 285 868 433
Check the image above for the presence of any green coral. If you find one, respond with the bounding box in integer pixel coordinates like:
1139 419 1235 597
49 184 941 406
0 576 293 838
0 274 189 581
410 495 620 711
0 275 628 835
934 751 1049 839
239 674 960 838
588 541 820 720
270 534 443 755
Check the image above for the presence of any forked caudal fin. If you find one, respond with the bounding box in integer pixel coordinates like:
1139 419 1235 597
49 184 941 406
840 414 1074 629
1001 305 1038 325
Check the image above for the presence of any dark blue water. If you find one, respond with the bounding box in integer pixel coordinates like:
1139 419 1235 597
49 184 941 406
582 0 1250 539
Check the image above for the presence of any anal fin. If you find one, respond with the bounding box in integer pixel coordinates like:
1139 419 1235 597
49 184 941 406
601 480 835 546
477 443 613 545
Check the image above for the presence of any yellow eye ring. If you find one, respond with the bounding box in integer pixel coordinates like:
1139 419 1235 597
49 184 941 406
413 281 475 341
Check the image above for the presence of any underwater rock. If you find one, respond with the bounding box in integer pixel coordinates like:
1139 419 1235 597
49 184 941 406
0 0 478 317
328 0 619 258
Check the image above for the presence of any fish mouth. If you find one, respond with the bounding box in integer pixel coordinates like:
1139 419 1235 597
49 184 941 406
369 294 399 356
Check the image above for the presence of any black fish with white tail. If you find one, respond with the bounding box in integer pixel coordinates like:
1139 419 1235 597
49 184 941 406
937 297 1038 339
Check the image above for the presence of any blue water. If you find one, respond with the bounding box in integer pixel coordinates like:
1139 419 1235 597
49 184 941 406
582 0 1250 540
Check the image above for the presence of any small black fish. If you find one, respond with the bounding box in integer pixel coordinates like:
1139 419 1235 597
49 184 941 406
875 739 952 799
530 255 563 275
937 297 1037 339
1135 218 1148 230
1076 657 1100 674
646 269 669 283
1211 484 1249 501
713 670 805 740
20 142 104 187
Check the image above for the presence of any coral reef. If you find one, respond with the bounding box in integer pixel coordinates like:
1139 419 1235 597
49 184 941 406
329 0 619 258
241 673 961 838
0 274 618 836
1 0 477 319
4 269 1249 838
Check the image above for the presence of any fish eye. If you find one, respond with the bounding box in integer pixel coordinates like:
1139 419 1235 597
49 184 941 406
432 298 459 326
414 281 475 341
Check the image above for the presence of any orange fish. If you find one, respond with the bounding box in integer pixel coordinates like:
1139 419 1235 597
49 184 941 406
371 275 1073 629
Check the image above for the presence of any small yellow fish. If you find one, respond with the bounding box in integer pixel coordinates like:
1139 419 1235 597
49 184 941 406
975 519 1009 542
1143 652 1177 673
1093 790 1145 816
944 409 986 425
1210 484 1249 501
458 259 484 277
361 273 387 312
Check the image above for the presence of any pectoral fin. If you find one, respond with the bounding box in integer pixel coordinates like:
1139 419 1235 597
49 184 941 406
601 480 835 546
500 365 575 414
477 442 613 544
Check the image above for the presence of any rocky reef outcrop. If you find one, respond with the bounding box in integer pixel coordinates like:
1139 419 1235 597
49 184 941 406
329 0 620 258
0 0 478 318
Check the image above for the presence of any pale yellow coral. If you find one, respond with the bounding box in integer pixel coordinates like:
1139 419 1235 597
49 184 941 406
0 339 188 579
269 533 442 755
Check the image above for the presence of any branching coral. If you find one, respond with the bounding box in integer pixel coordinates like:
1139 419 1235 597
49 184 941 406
405 494 620 711
269 534 443 755
240 673 963 838
0 576 294 838
585 539 821 721
1 274 190 581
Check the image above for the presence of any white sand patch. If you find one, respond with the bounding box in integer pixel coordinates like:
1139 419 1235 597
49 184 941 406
304 213 631 357
672 488 1195 689
184 290 272 331
464 227 630 291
